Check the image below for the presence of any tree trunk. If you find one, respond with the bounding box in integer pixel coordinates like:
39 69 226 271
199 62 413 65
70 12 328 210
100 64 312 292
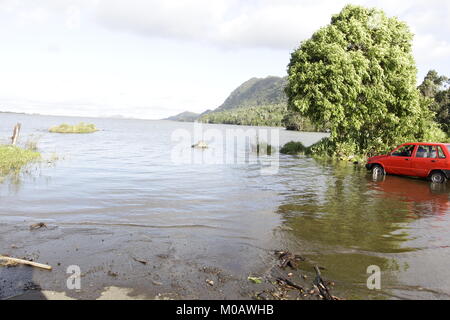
11 123 21 145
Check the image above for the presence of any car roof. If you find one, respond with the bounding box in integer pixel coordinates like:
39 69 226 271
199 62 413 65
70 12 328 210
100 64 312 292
402 143 450 146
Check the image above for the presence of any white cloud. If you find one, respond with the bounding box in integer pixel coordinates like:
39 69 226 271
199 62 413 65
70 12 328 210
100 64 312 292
94 0 227 43
1 0 450 118
216 1 343 49
92 0 344 50
415 34 450 59
90 0 450 53
2 0 450 53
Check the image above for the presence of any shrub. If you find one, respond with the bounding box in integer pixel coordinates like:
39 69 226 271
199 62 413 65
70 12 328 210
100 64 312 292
280 141 308 155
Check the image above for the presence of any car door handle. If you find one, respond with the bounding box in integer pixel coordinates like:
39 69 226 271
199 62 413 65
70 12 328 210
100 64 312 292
405 159 410 161
431 160 437 163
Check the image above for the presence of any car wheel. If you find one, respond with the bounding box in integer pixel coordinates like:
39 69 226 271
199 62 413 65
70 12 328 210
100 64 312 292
371 165 385 181
372 165 385 178
430 171 447 184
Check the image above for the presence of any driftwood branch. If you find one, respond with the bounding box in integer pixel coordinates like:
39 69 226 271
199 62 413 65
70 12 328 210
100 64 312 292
0 255 52 271
314 266 333 300
11 123 21 145
276 277 305 292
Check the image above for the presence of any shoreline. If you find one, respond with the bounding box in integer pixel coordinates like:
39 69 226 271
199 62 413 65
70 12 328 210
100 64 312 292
0 221 339 300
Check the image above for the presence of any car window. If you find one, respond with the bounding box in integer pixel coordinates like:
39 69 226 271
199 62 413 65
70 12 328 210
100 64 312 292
438 146 447 159
392 145 415 157
415 145 437 159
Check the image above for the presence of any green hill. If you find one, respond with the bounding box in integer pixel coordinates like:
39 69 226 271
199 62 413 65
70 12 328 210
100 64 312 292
197 76 290 127
163 76 318 131
216 76 287 111
164 111 200 122
164 76 288 123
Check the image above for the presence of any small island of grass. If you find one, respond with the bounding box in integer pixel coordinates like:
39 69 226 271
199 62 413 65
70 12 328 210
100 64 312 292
0 145 41 179
49 122 98 134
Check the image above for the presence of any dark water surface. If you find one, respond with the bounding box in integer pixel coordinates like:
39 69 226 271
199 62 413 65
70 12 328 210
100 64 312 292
1 113 450 300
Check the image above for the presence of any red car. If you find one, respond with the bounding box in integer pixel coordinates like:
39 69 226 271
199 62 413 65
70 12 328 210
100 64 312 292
366 143 450 184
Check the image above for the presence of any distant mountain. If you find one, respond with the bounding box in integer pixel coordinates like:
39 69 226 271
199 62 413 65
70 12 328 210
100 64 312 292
163 76 287 122
216 76 287 111
164 111 200 122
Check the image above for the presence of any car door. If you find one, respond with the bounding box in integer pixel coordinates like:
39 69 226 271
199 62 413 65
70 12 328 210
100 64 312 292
432 146 448 173
411 145 447 177
411 145 436 177
384 144 416 176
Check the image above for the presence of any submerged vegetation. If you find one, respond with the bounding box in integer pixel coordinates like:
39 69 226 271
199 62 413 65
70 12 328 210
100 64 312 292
0 145 40 179
251 142 275 155
280 142 308 156
49 122 98 134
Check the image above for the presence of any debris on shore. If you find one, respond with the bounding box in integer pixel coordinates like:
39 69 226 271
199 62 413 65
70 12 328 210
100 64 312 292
0 255 52 271
107 271 118 277
253 250 341 301
30 223 47 230
191 141 208 149
248 276 263 284
275 250 305 269
132 257 148 265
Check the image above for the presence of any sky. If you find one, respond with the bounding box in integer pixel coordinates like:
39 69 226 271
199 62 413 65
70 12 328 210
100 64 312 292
0 0 449 119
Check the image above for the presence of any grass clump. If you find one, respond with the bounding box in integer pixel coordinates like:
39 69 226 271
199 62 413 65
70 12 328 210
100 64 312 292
49 122 98 134
0 145 41 178
252 142 275 155
280 141 308 155
281 138 368 163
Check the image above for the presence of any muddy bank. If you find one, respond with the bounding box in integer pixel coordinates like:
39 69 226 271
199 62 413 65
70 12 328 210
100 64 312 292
0 222 339 300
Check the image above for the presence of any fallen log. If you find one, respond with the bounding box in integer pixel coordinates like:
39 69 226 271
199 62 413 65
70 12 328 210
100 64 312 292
0 255 52 271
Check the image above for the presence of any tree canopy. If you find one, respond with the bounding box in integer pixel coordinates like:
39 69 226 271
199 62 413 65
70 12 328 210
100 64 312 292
286 5 445 157
418 70 450 132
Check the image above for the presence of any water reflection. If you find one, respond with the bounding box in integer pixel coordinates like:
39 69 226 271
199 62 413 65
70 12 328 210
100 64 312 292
277 161 450 299
370 176 449 218
279 163 414 254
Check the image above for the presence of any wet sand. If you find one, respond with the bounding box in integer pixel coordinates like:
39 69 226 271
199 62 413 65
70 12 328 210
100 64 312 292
1 221 334 300
0 219 343 300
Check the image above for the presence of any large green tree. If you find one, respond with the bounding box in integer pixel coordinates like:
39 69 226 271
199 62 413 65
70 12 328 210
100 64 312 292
286 5 444 157
418 70 450 132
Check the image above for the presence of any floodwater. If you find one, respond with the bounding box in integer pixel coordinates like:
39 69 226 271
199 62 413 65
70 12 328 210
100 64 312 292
1 113 450 300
